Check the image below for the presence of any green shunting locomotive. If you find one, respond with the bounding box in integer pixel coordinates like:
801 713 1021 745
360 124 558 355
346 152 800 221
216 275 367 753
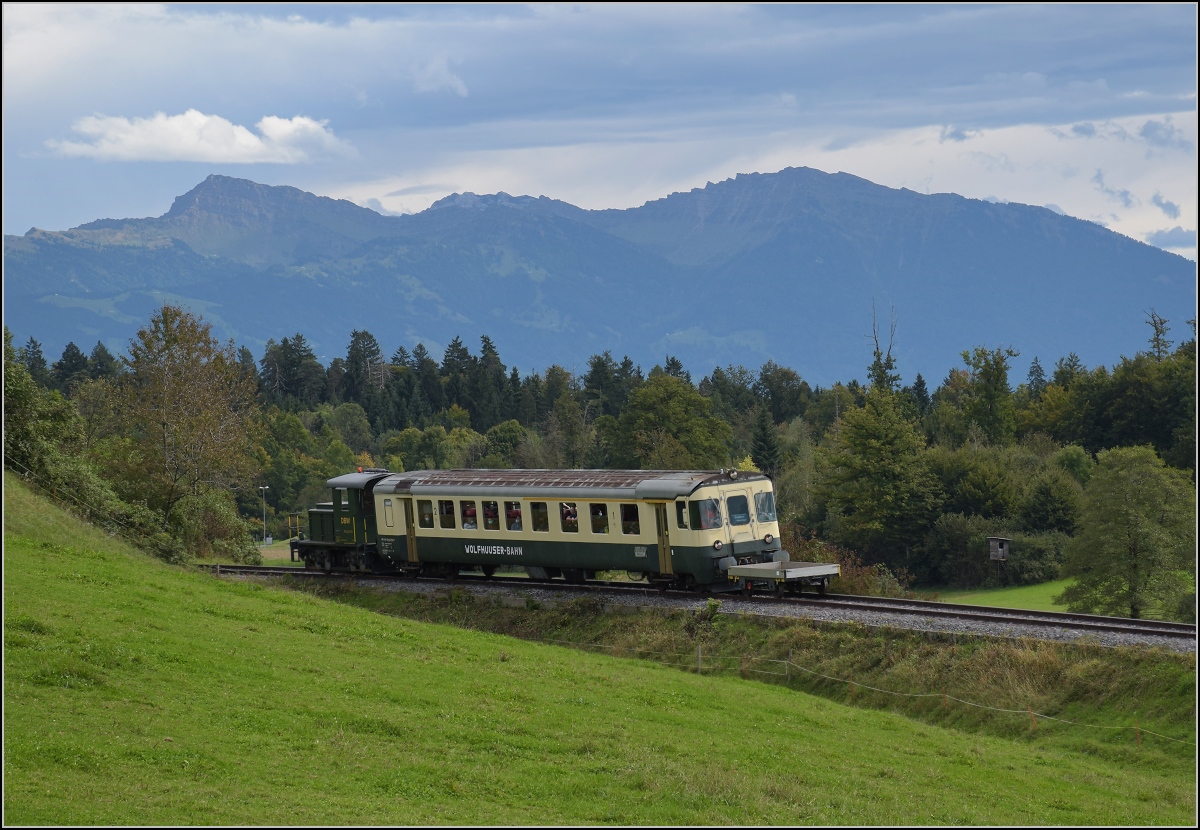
291 468 838 594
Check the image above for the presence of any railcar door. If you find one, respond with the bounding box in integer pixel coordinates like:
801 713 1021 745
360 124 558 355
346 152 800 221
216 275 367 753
653 502 672 575
723 488 757 548
402 497 419 564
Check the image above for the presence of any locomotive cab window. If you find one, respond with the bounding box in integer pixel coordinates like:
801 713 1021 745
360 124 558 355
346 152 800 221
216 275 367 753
505 501 523 531
754 491 777 523
482 501 500 531
384 498 394 528
727 495 751 526
438 500 456 529
620 503 640 535
560 502 579 533
530 502 550 532
417 500 435 528
689 498 723 530
461 500 477 530
676 500 688 529
590 503 609 534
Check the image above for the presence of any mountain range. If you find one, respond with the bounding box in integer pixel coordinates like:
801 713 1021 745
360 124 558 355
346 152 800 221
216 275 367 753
4 167 1194 387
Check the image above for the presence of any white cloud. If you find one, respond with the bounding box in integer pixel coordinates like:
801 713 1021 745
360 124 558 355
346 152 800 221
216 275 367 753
45 109 352 163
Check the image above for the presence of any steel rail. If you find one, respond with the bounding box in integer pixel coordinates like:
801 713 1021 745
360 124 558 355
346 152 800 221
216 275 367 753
207 564 1196 641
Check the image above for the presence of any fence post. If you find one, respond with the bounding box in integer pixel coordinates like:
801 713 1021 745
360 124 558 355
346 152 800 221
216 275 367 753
697 644 702 674
1028 704 1037 730
850 673 855 703
786 650 791 683
1135 720 1141 748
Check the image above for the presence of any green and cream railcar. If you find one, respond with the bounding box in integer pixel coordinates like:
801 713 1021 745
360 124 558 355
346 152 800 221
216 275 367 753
370 469 788 589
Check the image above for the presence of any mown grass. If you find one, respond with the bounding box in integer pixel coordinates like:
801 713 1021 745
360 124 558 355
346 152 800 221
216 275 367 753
937 579 1074 612
4 471 1196 825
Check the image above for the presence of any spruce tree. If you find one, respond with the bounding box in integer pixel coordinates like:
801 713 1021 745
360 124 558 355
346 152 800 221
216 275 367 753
750 405 781 475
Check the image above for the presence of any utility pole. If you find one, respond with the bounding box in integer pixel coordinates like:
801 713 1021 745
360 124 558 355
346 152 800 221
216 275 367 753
259 485 270 545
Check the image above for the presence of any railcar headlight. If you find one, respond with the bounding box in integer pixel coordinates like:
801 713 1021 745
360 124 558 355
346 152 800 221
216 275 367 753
729 470 738 479
713 540 723 551
764 534 774 545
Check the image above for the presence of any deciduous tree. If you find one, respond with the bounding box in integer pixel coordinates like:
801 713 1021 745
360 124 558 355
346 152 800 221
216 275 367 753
123 306 262 525
1057 446 1195 619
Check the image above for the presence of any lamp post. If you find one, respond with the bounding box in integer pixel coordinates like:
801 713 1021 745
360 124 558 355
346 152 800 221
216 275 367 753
259 485 269 546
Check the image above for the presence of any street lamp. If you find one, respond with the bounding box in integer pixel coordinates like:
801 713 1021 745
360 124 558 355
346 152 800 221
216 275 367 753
259 485 270 546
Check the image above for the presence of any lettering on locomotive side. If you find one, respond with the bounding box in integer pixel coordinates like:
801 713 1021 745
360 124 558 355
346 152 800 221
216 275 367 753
464 544 524 557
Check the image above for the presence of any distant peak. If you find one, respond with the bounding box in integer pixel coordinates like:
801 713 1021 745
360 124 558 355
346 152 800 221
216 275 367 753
429 191 547 211
163 175 376 222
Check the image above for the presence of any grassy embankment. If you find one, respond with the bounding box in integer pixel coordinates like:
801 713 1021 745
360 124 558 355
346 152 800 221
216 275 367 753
4 471 1195 825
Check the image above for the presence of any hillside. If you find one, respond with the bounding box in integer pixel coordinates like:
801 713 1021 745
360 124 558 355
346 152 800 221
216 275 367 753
4 168 1195 384
3 471 1195 824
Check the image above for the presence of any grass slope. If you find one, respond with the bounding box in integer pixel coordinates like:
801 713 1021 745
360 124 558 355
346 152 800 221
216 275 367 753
4 472 1195 825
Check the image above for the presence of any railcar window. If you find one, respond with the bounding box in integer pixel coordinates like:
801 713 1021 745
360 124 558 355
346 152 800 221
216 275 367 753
689 498 723 530
560 502 579 533
461 500 477 530
676 500 688 529
727 495 751 526
590 503 610 534
438 500 456 529
505 501 523 531
417 500 435 529
482 501 500 531
620 503 640 535
531 502 550 532
384 499 394 528
754 492 777 523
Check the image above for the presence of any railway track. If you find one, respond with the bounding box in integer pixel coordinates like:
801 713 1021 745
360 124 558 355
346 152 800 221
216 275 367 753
208 564 1197 643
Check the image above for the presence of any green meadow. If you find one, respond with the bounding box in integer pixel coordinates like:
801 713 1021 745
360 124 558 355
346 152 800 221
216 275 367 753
936 580 1075 612
4 472 1195 825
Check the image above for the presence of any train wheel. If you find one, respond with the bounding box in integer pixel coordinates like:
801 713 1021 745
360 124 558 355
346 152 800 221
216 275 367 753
774 582 784 598
482 565 496 578
817 579 827 596
626 571 644 581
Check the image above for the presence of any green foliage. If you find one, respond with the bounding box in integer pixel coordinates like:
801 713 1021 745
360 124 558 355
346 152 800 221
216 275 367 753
615 374 731 469
749 405 781 476
820 389 941 569
1058 446 1196 619
959 346 1020 445
123 305 263 527
1018 468 1082 534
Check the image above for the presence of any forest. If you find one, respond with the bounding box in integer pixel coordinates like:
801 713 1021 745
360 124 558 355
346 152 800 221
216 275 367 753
5 306 1195 620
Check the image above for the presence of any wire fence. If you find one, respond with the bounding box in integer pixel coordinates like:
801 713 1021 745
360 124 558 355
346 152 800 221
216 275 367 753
537 638 1195 747
6 457 1194 748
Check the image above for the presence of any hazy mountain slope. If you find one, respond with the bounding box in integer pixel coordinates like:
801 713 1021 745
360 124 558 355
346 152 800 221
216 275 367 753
3 169 1193 383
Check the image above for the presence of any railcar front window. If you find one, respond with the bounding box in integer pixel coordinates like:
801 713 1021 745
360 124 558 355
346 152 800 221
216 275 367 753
384 499 394 528
439 500 456 529
620 503 640 535
461 500 477 530
482 501 500 531
754 492 777 523
727 495 751 526
689 498 723 530
531 502 550 532
417 500 435 528
590 503 610 534
560 502 579 533
505 501 523 531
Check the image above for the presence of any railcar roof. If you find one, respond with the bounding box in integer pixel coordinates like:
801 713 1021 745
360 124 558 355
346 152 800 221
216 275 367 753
326 470 394 490
377 469 768 499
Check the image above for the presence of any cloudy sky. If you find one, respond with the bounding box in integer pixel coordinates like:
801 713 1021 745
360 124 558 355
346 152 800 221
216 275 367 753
3 3 1197 259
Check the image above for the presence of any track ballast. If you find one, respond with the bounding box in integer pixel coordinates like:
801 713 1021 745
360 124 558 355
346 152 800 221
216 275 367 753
207 564 1196 650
